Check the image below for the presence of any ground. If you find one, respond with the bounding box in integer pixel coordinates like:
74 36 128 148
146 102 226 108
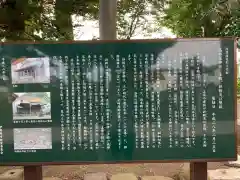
0 162 229 180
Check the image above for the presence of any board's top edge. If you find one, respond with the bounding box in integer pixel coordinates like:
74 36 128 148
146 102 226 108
0 37 236 45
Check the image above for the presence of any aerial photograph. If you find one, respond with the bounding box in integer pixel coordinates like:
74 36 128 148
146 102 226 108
13 128 52 150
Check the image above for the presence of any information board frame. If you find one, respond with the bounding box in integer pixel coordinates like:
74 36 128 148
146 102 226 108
0 37 238 166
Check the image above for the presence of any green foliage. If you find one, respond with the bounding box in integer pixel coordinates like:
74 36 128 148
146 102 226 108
160 0 206 37
117 0 165 39
0 0 100 41
160 0 240 37
117 0 147 39
216 7 240 37
0 0 165 41
238 78 240 94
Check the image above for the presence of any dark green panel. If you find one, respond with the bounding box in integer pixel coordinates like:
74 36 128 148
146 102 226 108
0 38 236 165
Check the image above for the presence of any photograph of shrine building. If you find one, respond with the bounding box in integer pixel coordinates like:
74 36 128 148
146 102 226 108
11 57 50 84
12 92 51 120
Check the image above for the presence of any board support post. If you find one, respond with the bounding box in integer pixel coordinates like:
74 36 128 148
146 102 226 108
24 166 43 180
190 162 207 180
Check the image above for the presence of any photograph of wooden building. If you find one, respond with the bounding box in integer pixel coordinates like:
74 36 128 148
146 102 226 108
11 57 50 84
12 92 51 120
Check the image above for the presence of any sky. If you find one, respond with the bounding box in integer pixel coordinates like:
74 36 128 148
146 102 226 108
15 93 25 96
72 15 177 40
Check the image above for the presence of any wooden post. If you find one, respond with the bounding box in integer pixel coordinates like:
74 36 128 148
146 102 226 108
190 162 208 180
24 166 43 180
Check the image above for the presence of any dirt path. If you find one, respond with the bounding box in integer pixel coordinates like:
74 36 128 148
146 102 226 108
0 162 229 180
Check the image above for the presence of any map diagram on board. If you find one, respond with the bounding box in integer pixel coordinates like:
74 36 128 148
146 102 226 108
13 128 52 150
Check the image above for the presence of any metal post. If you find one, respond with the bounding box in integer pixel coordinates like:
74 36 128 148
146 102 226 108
190 162 208 180
99 0 117 40
24 166 42 180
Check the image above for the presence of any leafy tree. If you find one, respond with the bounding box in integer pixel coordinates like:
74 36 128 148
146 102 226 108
216 2 240 37
0 0 99 41
117 0 165 39
160 0 240 37
238 78 240 94
0 0 166 41
0 0 28 40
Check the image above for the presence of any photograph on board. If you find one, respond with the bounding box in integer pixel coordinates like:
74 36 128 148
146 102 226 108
11 57 50 84
13 128 52 150
12 92 51 120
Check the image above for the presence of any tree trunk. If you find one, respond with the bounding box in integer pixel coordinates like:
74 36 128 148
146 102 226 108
1 0 28 41
55 0 74 40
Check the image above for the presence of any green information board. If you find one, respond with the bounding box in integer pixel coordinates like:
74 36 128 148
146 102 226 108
0 38 237 165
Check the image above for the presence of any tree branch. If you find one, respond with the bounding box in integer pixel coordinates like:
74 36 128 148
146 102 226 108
127 0 145 39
